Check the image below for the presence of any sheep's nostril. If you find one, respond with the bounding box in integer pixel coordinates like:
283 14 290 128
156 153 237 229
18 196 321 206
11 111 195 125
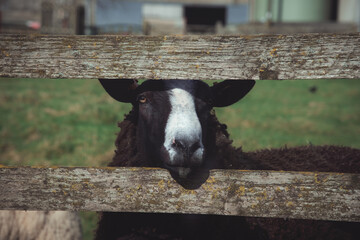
172 139 185 150
190 142 201 154
172 139 202 157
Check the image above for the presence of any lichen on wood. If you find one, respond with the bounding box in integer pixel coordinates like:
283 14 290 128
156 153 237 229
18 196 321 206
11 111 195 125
0 167 359 222
0 33 359 80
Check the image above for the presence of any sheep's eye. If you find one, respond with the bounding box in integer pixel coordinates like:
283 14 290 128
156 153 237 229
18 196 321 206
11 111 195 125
138 95 147 104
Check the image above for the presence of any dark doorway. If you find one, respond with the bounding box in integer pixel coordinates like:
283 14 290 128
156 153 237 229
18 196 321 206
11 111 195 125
184 6 226 33
329 0 339 21
76 6 85 35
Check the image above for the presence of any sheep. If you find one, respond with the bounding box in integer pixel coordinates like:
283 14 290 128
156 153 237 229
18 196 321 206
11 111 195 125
0 210 82 240
96 79 360 240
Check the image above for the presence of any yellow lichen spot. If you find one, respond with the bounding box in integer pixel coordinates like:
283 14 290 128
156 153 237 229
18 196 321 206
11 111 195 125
276 187 281 192
285 186 289 192
236 186 246 196
68 45 72 48
52 190 57 193
314 173 324 184
211 190 220 199
251 204 258 209
154 61 159 65
176 201 183 210
202 184 214 192
207 176 216 184
163 36 167 41
71 184 82 191
248 188 255 193
256 191 268 201
259 68 265 72
339 186 349 192
182 189 196 195
298 194 303 198
206 51 210 54
300 51 306 56
286 201 295 208
93 42 97 47
158 180 165 190
262 191 267 199
2 51 10 57
270 48 278 57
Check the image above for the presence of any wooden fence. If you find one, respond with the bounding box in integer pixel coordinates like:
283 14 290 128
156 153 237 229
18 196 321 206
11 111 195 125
0 33 359 223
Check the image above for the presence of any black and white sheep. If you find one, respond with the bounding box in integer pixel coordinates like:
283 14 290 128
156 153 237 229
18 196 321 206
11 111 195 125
96 79 360 240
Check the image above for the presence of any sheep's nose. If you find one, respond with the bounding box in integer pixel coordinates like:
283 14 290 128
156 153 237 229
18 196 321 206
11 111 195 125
172 138 204 166
173 139 200 155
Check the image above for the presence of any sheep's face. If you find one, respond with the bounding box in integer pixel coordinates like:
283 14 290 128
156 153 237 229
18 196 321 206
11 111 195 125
99 79 254 186
135 81 212 180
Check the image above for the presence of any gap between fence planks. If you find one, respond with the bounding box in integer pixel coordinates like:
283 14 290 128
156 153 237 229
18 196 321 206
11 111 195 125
0 167 359 222
0 33 359 80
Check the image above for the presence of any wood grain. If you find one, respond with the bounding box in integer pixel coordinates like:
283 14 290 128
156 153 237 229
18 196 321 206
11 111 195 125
1 33 359 80
1 167 359 222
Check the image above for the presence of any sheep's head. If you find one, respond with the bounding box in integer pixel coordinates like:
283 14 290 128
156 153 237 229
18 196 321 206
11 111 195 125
100 79 254 188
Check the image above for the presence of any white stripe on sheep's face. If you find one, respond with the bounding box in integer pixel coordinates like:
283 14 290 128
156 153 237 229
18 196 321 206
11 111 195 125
99 79 255 184
162 85 205 178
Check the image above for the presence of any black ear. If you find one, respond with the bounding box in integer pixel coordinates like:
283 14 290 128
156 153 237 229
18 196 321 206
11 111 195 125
211 80 255 107
99 79 138 103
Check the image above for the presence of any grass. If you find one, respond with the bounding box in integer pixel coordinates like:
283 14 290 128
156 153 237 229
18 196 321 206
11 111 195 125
1 78 359 239
215 79 360 150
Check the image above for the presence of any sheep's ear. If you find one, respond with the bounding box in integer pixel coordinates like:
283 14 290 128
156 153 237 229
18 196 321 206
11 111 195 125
211 80 255 107
99 79 138 103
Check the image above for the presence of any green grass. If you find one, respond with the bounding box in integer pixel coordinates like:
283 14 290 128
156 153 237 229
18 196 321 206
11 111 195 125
216 79 360 150
1 78 359 239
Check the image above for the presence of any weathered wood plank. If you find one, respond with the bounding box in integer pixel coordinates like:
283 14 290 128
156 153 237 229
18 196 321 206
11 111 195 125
0 167 359 222
0 33 359 80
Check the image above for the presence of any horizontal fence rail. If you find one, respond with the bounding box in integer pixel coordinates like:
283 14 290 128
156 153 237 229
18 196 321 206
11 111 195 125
0 33 359 80
0 167 359 222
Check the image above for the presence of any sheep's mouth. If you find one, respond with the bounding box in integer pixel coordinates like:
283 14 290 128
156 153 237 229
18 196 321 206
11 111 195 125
165 164 209 189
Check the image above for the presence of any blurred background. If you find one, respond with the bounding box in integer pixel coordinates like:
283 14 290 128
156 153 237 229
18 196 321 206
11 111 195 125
1 0 359 35
1 1 360 239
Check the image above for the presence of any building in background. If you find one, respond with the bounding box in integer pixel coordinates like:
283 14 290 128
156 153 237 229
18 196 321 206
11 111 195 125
0 0 85 34
94 0 248 35
0 0 42 33
92 0 359 35
250 0 360 25
234 0 359 34
41 0 85 34
1 0 359 35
